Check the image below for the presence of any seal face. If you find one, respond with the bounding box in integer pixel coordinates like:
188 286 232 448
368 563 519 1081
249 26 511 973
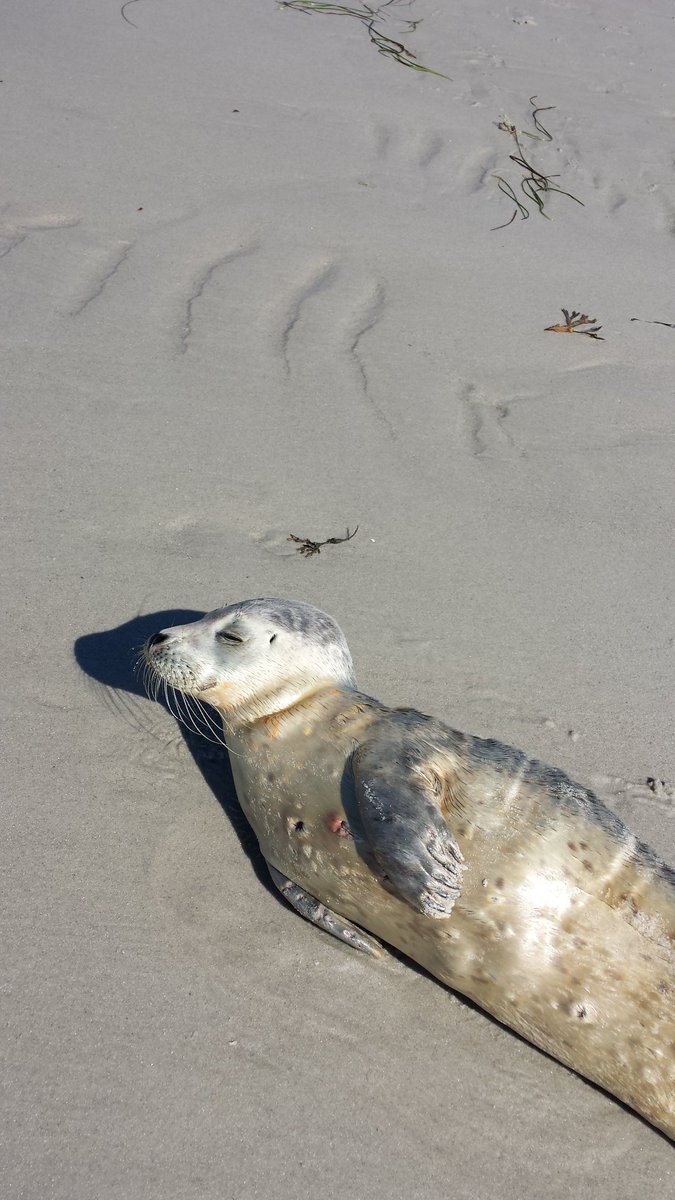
144 597 675 1140
146 598 355 717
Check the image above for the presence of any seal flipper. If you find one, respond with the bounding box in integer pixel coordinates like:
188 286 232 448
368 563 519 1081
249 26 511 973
353 746 465 919
267 864 383 957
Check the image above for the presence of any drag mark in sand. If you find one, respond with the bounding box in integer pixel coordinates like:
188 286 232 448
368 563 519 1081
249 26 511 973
459 146 498 194
0 236 26 260
460 382 515 459
120 1 142 27
0 214 81 261
366 120 451 191
414 129 445 170
345 282 396 442
590 774 675 817
462 383 485 457
70 241 135 317
278 261 338 375
179 239 260 355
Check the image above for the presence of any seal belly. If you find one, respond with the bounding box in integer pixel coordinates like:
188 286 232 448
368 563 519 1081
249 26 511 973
428 868 675 1140
228 720 675 1140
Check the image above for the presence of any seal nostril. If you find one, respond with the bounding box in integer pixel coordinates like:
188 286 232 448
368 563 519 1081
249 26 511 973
149 632 169 647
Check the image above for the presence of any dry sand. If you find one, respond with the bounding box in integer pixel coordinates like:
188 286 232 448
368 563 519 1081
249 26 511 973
2 0 674 1195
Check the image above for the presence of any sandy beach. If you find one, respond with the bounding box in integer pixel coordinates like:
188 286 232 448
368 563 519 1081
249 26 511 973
2 1 674 1195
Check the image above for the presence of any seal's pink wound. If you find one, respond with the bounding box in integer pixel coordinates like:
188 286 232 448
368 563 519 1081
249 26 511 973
327 814 352 838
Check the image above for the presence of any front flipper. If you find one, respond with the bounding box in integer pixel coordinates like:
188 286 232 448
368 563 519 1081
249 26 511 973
353 745 465 919
267 864 383 957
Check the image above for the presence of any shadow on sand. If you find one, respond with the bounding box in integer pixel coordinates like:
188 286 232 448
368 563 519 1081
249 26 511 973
74 608 275 897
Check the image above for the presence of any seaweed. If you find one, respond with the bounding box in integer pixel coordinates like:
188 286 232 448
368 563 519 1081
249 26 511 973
492 97 583 229
545 309 604 340
278 1 448 77
288 526 360 557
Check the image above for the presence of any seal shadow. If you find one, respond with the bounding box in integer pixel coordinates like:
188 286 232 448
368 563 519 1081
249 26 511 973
74 612 671 1144
74 609 275 898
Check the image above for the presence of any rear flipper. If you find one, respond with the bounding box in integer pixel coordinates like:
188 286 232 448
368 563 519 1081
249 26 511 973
267 863 383 957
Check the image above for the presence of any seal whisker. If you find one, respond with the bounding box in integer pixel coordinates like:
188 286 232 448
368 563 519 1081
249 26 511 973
139 655 155 698
141 649 236 750
169 684 193 733
189 697 250 758
139 661 152 699
177 690 224 748
146 667 158 704
186 695 228 747
162 678 183 728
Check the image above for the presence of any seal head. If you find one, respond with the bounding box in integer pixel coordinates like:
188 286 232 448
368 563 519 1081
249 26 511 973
146 597 355 719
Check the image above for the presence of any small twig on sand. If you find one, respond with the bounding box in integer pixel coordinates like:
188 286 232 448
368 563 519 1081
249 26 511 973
545 309 604 340
630 317 675 329
288 526 360 557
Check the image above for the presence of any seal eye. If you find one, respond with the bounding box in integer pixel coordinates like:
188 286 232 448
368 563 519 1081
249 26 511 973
216 628 244 645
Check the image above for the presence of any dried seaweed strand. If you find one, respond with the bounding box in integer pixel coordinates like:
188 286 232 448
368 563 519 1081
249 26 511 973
288 526 360 557
529 95 555 142
278 1 448 77
493 99 583 228
545 309 604 340
491 176 529 229
630 317 675 329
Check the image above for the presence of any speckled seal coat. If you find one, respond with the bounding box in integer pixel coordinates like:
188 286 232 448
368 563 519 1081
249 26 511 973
144 598 675 1139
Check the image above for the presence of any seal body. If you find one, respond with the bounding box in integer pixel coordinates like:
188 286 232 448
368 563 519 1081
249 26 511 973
144 598 675 1139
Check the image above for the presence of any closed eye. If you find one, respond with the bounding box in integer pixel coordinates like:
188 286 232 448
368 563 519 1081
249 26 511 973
216 628 244 645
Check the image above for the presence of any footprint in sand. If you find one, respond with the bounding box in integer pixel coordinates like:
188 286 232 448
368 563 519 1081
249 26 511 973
458 381 519 461
363 120 454 198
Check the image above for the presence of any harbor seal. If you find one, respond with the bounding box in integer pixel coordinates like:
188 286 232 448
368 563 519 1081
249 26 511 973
143 597 675 1139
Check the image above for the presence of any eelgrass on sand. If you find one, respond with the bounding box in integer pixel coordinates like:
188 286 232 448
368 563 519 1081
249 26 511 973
278 0 448 77
492 96 583 230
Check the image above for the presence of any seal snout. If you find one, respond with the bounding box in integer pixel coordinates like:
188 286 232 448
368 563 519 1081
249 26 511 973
142 624 222 698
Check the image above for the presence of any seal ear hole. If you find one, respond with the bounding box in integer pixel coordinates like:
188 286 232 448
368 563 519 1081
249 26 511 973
269 633 277 644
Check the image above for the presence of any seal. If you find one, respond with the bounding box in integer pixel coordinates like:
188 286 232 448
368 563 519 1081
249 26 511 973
143 597 675 1138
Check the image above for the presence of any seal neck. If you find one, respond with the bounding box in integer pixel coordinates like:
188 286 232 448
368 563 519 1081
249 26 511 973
223 679 356 733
